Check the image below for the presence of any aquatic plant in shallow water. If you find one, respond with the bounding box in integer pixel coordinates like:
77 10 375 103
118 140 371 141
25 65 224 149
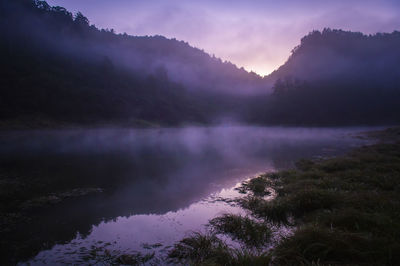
235 174 273 197
209 214 272 248
168 232 231 265
168 231 272 265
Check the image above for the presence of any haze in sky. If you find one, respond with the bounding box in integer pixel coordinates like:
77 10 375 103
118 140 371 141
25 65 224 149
47 0 400 76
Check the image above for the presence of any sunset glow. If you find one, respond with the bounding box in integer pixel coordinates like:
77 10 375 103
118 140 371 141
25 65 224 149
46 0 400 76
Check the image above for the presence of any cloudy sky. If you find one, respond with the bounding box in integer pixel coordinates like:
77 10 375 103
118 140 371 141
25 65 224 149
47 0 400 76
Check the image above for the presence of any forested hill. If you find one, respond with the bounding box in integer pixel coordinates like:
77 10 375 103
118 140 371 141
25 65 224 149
0 0 266 127
1 0 399 127
1 0 266 94
253 29 400 125
268 28 400 84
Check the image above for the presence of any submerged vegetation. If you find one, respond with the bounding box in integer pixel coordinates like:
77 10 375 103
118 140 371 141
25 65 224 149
171 127 400 265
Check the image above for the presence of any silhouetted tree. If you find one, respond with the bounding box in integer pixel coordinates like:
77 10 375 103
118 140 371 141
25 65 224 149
74 12 89 26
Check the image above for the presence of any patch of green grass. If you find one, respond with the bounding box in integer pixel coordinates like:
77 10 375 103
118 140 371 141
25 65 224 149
269 141 400 265
287 188 341 218
272 225 400 265
308 208 400 238
209 214 272 248
319 157 361 173
236 175 272 196
239 196 290 225
239 187 341 225
168 232 231 265
168 232 272 266
171 129 400 265
295 159 316 171
229 249 271 265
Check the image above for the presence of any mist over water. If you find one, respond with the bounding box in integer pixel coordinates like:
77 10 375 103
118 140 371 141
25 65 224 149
0 126 376 264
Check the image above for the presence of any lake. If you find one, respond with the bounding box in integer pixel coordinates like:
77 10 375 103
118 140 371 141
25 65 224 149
0 126 376 264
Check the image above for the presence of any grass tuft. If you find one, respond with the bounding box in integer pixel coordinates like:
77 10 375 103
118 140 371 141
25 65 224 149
168 232 273 266
236 175 272 196
229 249 271 265
239 196 290 225
168 232 230 265
209 214 272 248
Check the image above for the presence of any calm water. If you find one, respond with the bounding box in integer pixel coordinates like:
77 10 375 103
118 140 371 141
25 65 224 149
0 126 376 264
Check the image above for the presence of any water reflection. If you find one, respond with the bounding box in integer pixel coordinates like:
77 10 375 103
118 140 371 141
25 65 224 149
0 126 374 264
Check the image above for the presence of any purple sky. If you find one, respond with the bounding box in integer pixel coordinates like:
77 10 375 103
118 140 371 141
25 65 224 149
47 0 400 76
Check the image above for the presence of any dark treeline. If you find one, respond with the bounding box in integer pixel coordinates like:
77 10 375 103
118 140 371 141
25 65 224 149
256 29 400 125
1 0 400 126
0 0 264 127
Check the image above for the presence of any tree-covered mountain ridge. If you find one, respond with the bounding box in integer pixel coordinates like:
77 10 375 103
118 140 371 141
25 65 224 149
7 0 266 93
256 28 400 125
1 0 399 127
268 28 400 85
0 0 268 127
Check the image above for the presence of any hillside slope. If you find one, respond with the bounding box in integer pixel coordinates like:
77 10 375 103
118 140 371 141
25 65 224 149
255 29 400 125
0 0 267 127
1 1 399 127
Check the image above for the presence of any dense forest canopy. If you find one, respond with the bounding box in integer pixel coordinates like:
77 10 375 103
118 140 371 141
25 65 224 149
0 0 399 126
269 28 400 83
0 0 265 126
256 29 400 125
1 0 266 93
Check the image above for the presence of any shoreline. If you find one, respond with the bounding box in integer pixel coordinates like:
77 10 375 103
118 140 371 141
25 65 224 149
1 126 398 264
168 126 400 265
0 117 395 131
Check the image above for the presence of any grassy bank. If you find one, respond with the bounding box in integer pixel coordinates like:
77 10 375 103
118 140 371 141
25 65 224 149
169 127 400 265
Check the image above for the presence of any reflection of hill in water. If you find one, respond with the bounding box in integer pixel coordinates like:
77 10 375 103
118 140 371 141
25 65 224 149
0 127 370 263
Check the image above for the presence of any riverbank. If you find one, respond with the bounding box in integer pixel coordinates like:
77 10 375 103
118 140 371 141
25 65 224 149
169 127 400 265
0 126 393 265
